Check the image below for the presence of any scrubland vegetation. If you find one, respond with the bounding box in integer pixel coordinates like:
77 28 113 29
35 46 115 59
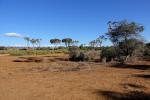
1 20 149 63
0 20 150 100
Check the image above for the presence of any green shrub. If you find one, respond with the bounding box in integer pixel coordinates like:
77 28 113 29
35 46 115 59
79 52 89 61
9 50 26 56
144 43 150 56
101 47 117 62
0 50 8 54
0 46 7 50
69 46 80 61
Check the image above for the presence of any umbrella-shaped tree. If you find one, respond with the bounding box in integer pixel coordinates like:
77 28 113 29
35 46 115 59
62 38 72 47
50 38 61 48
24 37 30 48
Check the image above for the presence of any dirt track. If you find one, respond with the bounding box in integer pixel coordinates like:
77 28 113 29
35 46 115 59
0 55 150 100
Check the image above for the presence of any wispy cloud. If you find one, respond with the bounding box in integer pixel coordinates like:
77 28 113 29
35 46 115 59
4 33 23 38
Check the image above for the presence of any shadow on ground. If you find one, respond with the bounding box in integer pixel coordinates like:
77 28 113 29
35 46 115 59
94 90 150 100
13 57 43 63
110 64 150 70
133 74 150 79
48 57 69 62
121 83 146 89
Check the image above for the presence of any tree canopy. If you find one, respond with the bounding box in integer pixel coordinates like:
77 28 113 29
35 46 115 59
62 38 72 47
106 20 144 62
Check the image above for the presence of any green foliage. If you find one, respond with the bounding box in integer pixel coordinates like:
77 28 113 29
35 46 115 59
9 49 27 56
0 46 7 50
101 47 116 62
62 38 73 47
50 38 61 47
69 46 80 61
95 35 107 47
144 43 150 56
70 40 79 46
89 40 96 47
24 37 30 48
106 20 144 63
118 39 144 56
0 48 68 56
106 20 144 44
78 52 89 61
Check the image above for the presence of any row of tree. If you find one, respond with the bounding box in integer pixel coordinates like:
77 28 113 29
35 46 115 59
89 35 107 48
24 37 79 48
50 38 79 47
24 37 42 48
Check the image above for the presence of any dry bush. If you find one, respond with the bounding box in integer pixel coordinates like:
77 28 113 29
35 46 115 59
23 61 90 72
86 50 100 60
69 46 100 61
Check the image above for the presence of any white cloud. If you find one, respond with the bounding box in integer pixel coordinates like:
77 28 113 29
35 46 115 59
4 33 23 38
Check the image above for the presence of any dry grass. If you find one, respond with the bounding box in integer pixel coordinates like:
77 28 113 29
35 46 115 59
0 54 150 100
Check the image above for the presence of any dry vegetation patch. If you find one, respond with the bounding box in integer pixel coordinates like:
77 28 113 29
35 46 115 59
23 61 91 73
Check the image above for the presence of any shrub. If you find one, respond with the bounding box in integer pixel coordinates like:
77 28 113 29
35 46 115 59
144 48 150 56
0 50 8 54
79 52 89 61
69 46 80 61
86 50 100 60
69 46 100 61
101 47 117 62
144 43 150 56
9 49 26 56
0 46 7 50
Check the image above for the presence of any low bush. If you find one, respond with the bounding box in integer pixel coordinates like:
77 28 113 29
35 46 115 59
69 46 80 61
144 43 150 56
69 46 100 61
0 46 7 50
9 49 27 56
101 47 117 62
4 48 68 56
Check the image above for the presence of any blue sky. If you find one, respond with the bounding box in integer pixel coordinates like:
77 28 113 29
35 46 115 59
0 0 150 46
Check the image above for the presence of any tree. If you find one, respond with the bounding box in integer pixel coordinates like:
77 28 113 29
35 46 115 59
106 20 144 63
96 35 107 47
30 38 37 48
62 38 72 47
89 40 96 47
96 35 107 62
119 39 144 56
71 40 79 46
24 37 30 48
36 38 42 48
50 38 61 48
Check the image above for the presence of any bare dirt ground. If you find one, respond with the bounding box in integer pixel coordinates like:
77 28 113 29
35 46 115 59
0 54 150 100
